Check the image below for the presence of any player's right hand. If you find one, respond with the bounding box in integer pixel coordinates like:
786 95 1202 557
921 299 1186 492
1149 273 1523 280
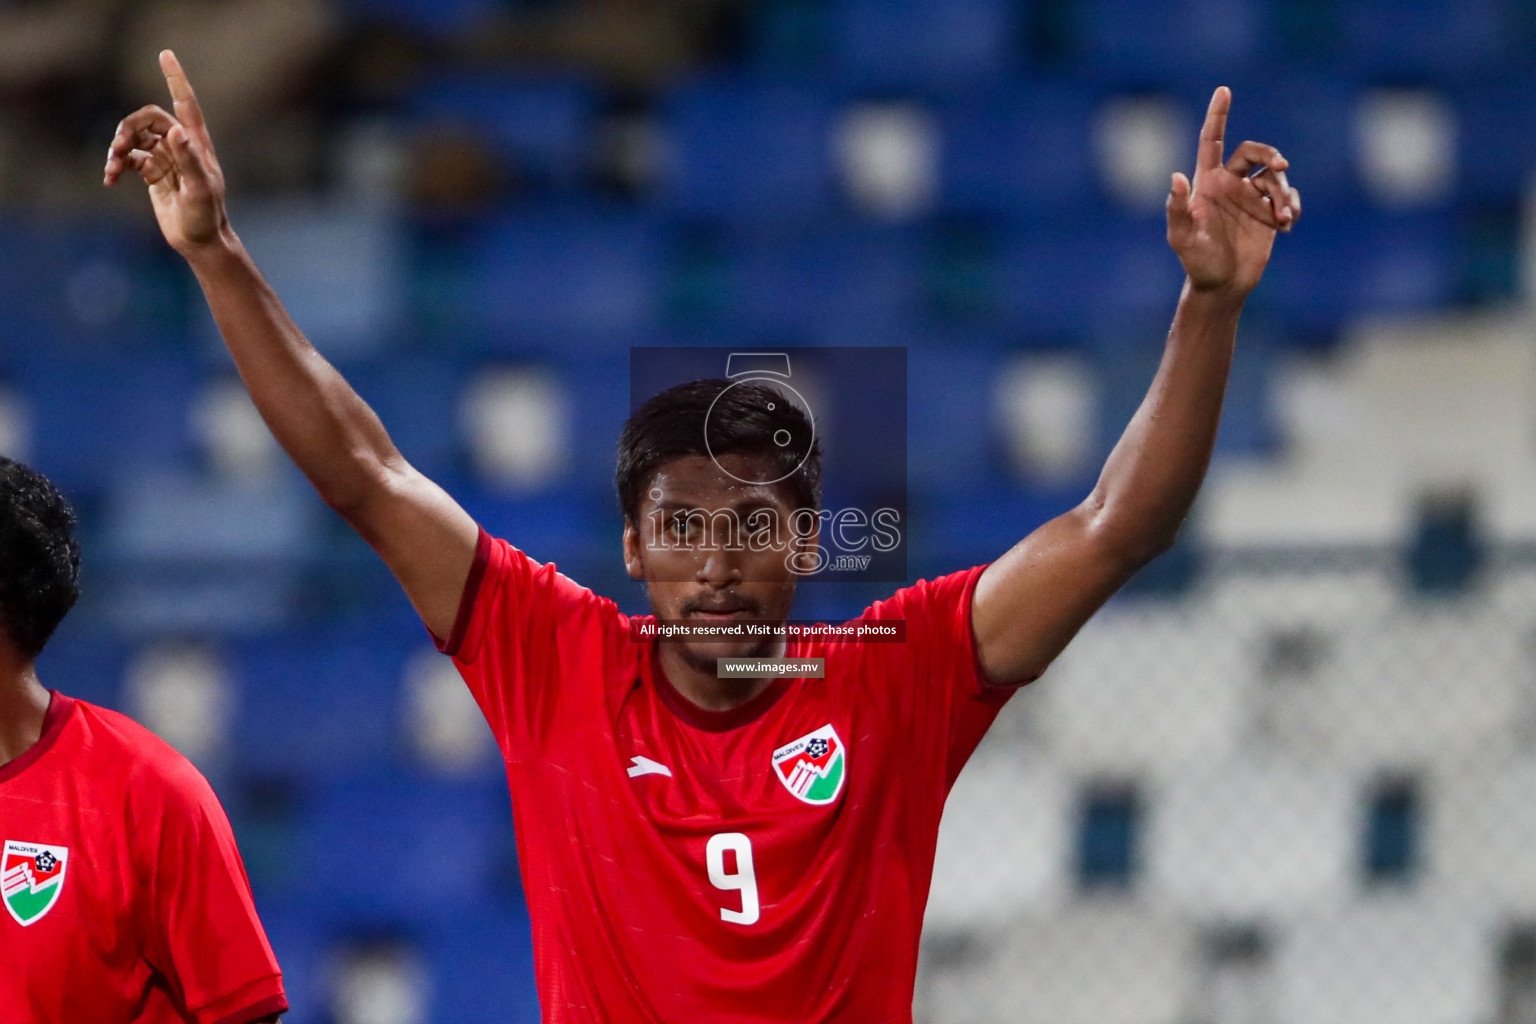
103 50 229 257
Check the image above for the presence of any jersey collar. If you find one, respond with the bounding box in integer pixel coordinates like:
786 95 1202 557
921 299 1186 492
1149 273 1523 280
648 646 794 733
0 690 76 785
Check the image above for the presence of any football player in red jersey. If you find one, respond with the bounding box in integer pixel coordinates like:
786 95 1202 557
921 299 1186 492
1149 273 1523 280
0 456 287 1023
107 50 1298 1023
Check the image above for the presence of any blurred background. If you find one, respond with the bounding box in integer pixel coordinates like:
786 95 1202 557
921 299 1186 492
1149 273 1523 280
5 0 1536 1021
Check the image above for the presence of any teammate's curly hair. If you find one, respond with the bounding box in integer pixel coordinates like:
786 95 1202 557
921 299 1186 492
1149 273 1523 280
0 458 81 659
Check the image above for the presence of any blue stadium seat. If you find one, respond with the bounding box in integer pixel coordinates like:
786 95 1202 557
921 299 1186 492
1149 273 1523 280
410 74 597 186
714 225 922 337
0 223 177 355
1084 314 1170 460
910 481 1080 575
424 907 541 1024
466 211 664 352
1077 784 1141 888
1214 326 1278 458
1084 315 1276 460
95 570 312 639
907 345 998 493
98 471 319 635
293 770 510 927
830 0 1017 92
1220 328 1279 457
345 357 468 482
35 625 128 711
553 350 632 485
996 216 1183 337
1453 76 1536 204
659 77 837 223
1253 211 1459 335
252 903 326 1024
218 205 406 361
938 84 1099 217
104 474 319 566
1340 0 1512 76
231 627 413 778
1073 0 1267 79
798 344 909 495
17 356 198 494
454 486 617 583
95 469 317 635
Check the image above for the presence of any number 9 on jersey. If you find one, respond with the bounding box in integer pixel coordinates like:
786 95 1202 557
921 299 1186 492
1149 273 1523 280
706 833 759 926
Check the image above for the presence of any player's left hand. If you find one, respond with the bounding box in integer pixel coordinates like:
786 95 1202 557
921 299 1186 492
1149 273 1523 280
1166 86 1301 295
102 50 229 257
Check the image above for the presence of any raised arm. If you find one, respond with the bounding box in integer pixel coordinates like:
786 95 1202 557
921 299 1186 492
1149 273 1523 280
104 51 477 640
972 86 1301 684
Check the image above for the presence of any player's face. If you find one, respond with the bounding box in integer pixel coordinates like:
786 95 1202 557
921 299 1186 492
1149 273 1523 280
624 453 812 669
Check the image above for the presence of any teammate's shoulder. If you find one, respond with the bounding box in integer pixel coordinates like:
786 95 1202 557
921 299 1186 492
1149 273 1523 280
69 698 172 754
66 698 216 802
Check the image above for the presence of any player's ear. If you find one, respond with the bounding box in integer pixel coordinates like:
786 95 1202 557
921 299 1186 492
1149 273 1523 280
622 520 645 580
794 512 821 555
786 510 823 576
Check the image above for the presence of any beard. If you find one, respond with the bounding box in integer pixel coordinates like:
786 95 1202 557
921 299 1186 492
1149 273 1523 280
671 633 782 676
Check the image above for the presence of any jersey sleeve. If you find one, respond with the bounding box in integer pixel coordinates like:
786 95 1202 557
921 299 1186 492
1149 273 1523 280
435 528 623 757
139 759 287 1024
866 564 1032 791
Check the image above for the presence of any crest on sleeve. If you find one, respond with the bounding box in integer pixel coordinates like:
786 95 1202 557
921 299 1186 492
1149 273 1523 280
2 840 69 927
772 724 847 806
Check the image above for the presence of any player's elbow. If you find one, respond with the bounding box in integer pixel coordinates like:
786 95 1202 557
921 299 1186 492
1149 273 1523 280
1080 498 1183 574
315 454 408 525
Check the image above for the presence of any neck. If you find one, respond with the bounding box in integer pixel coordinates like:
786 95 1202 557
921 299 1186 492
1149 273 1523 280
0 652 51 768
657 636 786 712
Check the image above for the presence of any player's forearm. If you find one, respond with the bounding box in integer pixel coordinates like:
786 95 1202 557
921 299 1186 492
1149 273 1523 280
1084 279 1243 564
182 233 406 515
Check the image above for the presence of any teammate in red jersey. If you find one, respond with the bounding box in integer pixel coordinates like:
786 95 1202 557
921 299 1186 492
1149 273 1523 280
106 50 1299 1023
0 457 287 1024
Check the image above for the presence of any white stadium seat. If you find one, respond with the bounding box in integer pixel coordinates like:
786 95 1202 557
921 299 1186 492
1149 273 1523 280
927 750 1073 932
1272 897 1497 1024
1034 604 1252 774
1201 562 1399 638
917 903 1198 1024
1425 755 1536 921
1145 753 1355 923
1264 608 1524 770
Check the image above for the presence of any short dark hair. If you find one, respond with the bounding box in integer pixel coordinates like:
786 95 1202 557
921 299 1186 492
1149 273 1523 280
0 458 81 660
616 378 822 524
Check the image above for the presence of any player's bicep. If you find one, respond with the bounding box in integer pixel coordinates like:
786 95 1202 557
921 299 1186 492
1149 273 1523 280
971 503 1144 685
340 464 479 642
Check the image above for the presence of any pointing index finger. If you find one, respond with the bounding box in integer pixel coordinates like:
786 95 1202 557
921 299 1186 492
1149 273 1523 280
158 50 206 134
1196 86 1231 175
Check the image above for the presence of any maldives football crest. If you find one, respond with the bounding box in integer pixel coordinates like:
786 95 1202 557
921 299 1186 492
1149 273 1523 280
772 724 847 806
2 841 68 926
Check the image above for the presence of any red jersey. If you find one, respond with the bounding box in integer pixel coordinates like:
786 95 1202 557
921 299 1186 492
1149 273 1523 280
0 693 287 1024
440 531 1022 1023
